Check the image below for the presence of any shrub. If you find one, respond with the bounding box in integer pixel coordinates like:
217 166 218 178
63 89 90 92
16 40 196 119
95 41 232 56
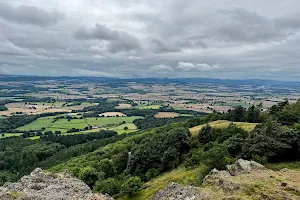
94 178 121 196
79 167 101 187
121 176 142 195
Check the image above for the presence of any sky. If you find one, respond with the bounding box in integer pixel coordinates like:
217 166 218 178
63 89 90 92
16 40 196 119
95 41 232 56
0 0 300 80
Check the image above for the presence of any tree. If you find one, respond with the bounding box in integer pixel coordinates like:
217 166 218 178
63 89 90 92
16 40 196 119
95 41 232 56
94 178 121 196
94 158 115 178
242 120 299 162
202 143 232 170
124 126 129 130
79 167 101 187
198 125 213 144
246 105 260 123
121 176 142 195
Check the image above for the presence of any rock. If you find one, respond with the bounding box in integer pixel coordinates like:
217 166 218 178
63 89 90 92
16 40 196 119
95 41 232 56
226 159 265 176
0 168 114 200
152 182 210 200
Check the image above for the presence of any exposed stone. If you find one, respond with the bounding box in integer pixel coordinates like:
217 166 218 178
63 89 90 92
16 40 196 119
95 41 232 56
154 159 300 199
152 182 210 200
226 159 265 176
0 168 114 200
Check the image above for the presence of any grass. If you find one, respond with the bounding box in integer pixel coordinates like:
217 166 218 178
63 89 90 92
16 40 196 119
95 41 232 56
171 106 184 110
109 123 137 134
0 115 7 119
17 116 56 131
135 105 161 109
189 120 259 135
51 119 88 130
117 164 208 200
0 133 22 138
179 114 193 117
106 98 124 102
15 115 143 138
86 116 142 127
266 162 300 171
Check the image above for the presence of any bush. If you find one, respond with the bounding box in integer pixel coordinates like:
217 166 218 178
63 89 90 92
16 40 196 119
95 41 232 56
94 178 121 196
202 143 232 170
79 167 102 187
121 176 142 195
145 168 160 180
198 125 213 144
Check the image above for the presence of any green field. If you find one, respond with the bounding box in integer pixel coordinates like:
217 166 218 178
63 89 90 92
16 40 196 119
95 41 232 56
16 116 142 136
109 123 138 134
17 116 56 131
135 104 161 109
0 133 22 138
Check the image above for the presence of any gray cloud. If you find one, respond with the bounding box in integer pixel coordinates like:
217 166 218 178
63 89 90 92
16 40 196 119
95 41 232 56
73 23 141 53
0 3 64 26
0 0 300 80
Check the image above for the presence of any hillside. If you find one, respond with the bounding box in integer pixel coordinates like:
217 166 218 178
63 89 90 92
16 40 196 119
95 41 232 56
153 159 300 200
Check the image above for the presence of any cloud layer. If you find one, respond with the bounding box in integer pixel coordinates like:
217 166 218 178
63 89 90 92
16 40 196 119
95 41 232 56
0 0 300 80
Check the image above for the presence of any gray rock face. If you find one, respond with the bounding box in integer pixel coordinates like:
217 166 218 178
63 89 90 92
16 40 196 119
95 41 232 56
152 182 210 200
0 168 114 200
226 159 265 176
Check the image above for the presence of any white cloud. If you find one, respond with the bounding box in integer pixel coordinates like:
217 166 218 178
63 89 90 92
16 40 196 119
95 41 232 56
177 62 221 71
150 64 174 71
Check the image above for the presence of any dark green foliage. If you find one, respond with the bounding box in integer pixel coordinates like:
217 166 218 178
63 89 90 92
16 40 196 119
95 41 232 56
121 176 142 196
227 106 247 122
202 143 232 170
41 130 117 147
242 120 300 162
246 105 261 123
126 127 190 177
0 115 38 132
79 167 103 187
133 116 191 129
94 178 121 196
198 125 213 144
94 158 115 178
145 168 160 180
0 133 127 185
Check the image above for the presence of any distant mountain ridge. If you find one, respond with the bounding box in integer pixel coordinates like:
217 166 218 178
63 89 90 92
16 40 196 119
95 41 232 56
0 74 300 87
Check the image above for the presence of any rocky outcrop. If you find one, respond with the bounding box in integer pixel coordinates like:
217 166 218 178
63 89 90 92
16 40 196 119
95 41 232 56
152 182 210 200
153 159 300 200
0 168 114 200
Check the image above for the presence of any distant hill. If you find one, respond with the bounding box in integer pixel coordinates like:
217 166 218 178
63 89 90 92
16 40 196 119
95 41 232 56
1 74 300 87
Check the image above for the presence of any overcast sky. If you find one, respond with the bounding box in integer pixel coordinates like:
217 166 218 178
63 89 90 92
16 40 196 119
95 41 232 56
0 0 300 80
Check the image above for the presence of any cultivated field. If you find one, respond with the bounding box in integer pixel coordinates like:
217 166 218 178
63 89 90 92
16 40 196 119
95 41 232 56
189 120 259 135
99 112 127 117
17 116 142 134
154 112 180 118
0 102 94 116
115 104 132 109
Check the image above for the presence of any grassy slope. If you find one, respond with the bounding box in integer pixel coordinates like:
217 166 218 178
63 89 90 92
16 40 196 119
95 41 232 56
17 116 56 131
189 120 259 135
117 164 208 200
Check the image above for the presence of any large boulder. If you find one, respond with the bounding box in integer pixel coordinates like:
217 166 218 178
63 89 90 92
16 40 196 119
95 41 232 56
152 182 210 200
226 159 265 176
0 168 114 200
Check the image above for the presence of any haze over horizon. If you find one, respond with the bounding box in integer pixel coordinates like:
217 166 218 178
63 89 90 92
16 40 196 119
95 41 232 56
0 0 300 80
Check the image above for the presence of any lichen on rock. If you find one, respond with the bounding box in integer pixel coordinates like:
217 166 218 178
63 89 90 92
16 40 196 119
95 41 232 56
0 168 114 200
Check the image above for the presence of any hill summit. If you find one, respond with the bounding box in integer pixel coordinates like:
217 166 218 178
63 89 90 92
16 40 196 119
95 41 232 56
153 159 300 200
0 168 113 200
